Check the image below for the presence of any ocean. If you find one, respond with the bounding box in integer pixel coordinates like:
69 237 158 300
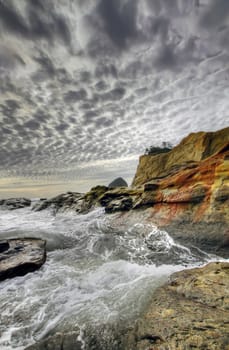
0 206 221 349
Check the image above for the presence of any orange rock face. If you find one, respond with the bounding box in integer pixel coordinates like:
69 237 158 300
95 128 229 255
100 128 228 256
132 128 229 228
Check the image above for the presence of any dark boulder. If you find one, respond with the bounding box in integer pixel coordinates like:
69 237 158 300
0 238 46 281
0 241 9 253
108 177 128 188
0 198 31 210
32 192 84 213
105 197 133 213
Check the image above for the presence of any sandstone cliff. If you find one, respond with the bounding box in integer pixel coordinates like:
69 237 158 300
132 127 229 187
31 127 229 256
98 127 229 256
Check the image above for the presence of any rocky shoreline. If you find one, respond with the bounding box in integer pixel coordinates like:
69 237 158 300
0 127 228 349
134 261 229 350
26 127 229 257
24 262 229 350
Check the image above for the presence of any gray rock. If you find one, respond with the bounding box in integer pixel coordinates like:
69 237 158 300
0 238 46 281
0 198 31 210
108 177 128 188
32 193 84 213
105 197 133 213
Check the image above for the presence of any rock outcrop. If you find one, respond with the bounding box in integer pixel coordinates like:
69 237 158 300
134 262 229 350
32 128 229 256
108 177 128 188
0 238 46 281
132 126 229 187
0 197 31 210
32 192 84 213
98 127 229 256
33 187 108 214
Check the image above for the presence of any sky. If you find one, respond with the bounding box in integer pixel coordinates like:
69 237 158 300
0 0 229 198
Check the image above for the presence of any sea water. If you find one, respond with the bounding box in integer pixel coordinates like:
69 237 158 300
0 206 220 349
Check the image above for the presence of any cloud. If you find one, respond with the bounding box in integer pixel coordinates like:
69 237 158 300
0 0 71 45
96 0 139 49
200 0 229 28
154 45 177 70
64 89 88 103
102 87 126 101
0 46 25 74
0 0 229 196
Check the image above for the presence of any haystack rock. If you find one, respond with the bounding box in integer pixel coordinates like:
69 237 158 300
108 177 128 188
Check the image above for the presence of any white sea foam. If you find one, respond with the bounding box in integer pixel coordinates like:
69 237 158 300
0 207 221 349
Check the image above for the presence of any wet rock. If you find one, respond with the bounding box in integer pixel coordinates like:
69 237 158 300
135 262 229 350
79 186 108 213
0 238 46 281
25 331 82 350
100 188 141 213
33 192 84 213
0 240 9 253
0 198 31 210
105 196 133 213
32 187 110 214
25 263 229 350
25 320 135 350
108 177 128 188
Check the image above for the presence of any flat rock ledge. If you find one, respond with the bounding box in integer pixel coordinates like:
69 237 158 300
0 238 46 281
135 261 229 350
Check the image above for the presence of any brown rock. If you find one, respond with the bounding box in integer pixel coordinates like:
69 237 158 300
0 238 46 281
135 262 229 350
108 128 229 255
132 127 229 187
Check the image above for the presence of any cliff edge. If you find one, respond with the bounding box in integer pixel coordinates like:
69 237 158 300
101 127 229 256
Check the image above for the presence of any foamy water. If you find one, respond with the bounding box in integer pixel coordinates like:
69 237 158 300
0 207 220 349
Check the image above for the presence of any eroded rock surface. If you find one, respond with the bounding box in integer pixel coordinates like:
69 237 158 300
100 127 229 256
135 262 229 350
132 126 229 187
0 238 46 281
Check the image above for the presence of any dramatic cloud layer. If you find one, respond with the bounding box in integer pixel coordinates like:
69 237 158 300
0 0 229 196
